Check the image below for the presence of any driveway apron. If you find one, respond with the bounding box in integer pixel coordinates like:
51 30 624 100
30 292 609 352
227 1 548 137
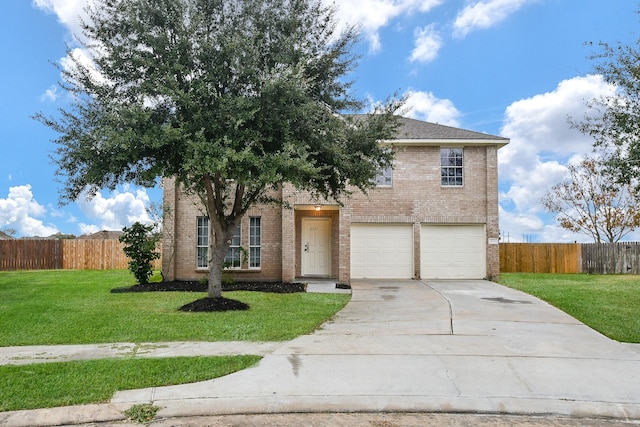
112 280 640 420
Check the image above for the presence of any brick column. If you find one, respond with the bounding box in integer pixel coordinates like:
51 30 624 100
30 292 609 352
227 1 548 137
281 200 296 283
161 177 177 281
338 204 352 283
486 146 500 281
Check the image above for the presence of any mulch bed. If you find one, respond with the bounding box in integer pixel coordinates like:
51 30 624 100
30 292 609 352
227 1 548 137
179 297 250 312
111 280 307 293
111 280 308 313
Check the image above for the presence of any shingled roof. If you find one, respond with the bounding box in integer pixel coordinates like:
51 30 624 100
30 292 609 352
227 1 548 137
394 116 508 143
0 230 14 240
78 230 124 240
346 114 508 146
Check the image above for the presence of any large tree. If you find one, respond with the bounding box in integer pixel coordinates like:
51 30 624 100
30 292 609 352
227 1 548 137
576 17 640 187
542 157 640 243
36 0 402 298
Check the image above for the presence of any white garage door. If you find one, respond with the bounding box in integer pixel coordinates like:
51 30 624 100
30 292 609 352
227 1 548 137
421 225 486 279
351 224 413 279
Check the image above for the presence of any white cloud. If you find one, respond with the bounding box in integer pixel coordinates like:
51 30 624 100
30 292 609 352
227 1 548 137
32 0 90 41
498 75 618 242
498 205 544 242
0 185 59 237
40 85 59 102
75 187 152 235
453 0 537 38
326 0 443 52
409 25 443 63
404 90 461 126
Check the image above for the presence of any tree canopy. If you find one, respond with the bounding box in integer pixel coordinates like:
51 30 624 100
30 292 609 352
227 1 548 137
576 12 640 187
542 157 640 243
35 0 403 297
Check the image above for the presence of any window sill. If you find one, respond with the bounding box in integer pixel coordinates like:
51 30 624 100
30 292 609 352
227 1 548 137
196 267 262 273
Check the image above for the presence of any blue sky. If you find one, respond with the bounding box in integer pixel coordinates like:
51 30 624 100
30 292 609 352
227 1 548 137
0 1 638 241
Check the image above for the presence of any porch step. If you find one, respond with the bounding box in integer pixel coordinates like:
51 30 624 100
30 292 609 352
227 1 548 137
296 279 351 294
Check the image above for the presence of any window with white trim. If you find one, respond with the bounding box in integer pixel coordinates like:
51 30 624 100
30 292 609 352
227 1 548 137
224 225 242 268
373 166 393 187
441 147 464 186
249 217 261 268
196 216 209 268
373 147 393 187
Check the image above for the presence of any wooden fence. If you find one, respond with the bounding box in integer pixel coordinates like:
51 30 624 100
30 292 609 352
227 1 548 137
0 239 161 271
0 239 63 270
500 242 640 274
581 242 640 274
4 239 640 274
500 243 581 274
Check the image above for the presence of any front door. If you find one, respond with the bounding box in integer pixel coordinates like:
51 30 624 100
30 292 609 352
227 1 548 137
301 218 331 276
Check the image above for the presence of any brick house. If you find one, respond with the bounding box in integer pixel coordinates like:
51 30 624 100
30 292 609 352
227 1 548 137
162 116 508 283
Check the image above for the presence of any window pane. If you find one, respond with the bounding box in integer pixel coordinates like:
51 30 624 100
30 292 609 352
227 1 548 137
196 216 209 268
249 217 261 268
224 225 242 268
440 148 463 186
197 247 208 268
374 167 392 186
250 247 261 268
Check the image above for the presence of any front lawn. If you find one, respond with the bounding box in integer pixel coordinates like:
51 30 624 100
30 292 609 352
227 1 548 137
500 273 640 343
0 269 350 411
0 270 351 346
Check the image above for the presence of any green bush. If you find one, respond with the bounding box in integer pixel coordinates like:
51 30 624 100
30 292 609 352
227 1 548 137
119 222 160 284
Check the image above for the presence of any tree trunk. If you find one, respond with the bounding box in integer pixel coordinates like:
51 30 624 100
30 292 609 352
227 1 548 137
207 238 229 298
202 175 244 299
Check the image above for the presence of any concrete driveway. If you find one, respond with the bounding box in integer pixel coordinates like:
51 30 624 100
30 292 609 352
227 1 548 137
112 279 640 421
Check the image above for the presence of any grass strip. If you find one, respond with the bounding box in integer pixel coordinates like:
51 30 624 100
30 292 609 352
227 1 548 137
500 273 640 343
0 355 260 412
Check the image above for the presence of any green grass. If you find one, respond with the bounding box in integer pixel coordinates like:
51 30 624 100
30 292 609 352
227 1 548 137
500 273 640 343
0 355 260 412
0 270 351 346
0 270 350 411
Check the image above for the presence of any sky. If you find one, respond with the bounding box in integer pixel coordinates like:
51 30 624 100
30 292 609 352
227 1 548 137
0 1 638 241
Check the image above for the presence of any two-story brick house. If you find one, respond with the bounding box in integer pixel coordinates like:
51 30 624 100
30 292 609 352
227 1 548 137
161 116 508 283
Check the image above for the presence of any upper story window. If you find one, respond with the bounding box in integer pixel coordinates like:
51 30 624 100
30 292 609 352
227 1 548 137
441 148 464 186
373 166 393 187
373 147 393 187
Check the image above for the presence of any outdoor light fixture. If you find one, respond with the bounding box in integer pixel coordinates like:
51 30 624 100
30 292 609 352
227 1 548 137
315 205 321 211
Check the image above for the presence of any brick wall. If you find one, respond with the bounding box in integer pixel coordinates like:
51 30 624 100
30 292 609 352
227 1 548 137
346 145 500 280
162 178 283 282
163 143 501 282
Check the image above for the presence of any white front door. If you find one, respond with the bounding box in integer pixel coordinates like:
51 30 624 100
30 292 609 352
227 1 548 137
301 218 331 276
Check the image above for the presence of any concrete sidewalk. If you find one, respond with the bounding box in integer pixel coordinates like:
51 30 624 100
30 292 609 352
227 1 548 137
111 280 640 420
2 279 640 426
0 341 284 366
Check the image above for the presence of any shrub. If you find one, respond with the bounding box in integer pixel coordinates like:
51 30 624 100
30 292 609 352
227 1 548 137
119 222 160 284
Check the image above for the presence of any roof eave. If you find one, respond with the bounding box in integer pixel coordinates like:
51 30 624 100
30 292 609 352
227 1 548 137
383 138 510 148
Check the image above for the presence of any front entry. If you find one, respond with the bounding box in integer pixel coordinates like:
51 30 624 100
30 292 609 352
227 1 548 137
301 218 331 276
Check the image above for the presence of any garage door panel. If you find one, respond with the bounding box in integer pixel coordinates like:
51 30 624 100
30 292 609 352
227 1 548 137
351 224 413 279
421 225 486 279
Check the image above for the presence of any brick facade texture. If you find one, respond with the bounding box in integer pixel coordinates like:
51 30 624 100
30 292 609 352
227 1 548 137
163 142 502 283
